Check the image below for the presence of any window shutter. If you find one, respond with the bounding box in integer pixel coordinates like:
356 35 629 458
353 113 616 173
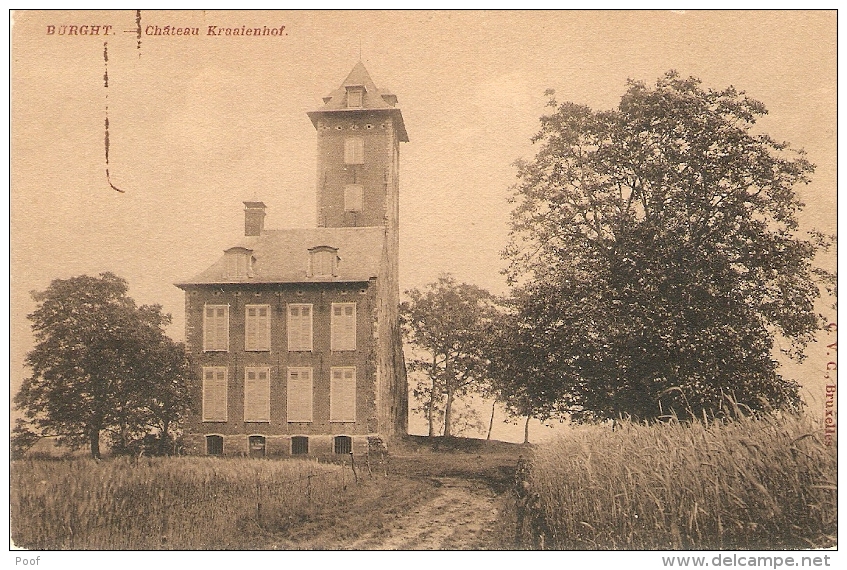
246 307 257 350
288 305 298 350
344 137 364 164
259 307 270 350
344 184 364 212
343 305 356 349
246 305 270 351
204 306 229 351
202 367 227 422
244 367 270 422
347 87 363 108
288 305 312 351
331 303 356 351
312 251 333 276
287 368 313 422
330 367 356 422
300 305 312 351
216 307 228 351
204 307 215 350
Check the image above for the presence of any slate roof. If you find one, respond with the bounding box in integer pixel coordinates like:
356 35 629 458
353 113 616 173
176 226 385 287
307 61 409 142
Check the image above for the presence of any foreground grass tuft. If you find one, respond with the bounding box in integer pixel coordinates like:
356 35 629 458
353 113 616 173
524 413 836 549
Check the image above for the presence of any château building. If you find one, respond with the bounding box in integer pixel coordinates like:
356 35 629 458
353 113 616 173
176 62 408 456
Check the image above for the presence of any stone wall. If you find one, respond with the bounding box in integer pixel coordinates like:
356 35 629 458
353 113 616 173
182 281 379 443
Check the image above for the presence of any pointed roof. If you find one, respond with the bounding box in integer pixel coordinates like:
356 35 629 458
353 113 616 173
342 61 380 91
308 62 408 142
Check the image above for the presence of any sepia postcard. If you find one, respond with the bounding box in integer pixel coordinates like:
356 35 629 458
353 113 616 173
9 9 838 563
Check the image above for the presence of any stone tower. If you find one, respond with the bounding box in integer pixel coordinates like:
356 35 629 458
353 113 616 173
308 63 409 434
307 61 408 230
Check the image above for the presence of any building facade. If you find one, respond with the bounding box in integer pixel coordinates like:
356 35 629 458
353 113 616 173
176 63 408 456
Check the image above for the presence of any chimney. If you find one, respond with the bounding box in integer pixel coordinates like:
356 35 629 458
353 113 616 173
243 201 266 236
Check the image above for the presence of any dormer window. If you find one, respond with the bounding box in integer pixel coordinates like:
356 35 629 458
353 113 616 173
225 247 253 279
309 246 338 277
346 86 364 108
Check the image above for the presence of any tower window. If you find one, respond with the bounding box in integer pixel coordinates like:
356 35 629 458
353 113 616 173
346 86 363 108
344 185 364 212
344 137 364 164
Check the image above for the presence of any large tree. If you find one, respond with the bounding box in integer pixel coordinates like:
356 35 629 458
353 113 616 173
15 272 194 458
401 275 498 437
504 72 832 422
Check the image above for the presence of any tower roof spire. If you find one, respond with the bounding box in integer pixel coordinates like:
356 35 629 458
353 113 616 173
307 61 408 142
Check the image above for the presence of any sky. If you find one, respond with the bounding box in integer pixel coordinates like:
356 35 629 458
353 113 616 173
9 10 837 440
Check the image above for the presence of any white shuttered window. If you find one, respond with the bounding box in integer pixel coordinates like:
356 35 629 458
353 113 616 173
344 137 364 164
330 367 356 422
244 367 271 422
331 303 356 351
287 368 313 423
245 305 271 351
203 305 229 352
202 367 228 422
287 304 313 351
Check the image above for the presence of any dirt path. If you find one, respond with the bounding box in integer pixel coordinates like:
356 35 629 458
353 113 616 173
347 476 501 550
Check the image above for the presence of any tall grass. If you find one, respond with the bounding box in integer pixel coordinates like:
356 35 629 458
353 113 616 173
526 413 836 549
11 457 351 549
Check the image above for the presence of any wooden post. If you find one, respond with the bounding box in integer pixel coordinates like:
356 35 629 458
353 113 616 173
256 478 262 526
350 451 359 484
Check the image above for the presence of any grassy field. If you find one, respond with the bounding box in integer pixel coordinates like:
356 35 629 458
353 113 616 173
12 456 355 549
521 413 837 550
12 419 833 550
10 438 522 550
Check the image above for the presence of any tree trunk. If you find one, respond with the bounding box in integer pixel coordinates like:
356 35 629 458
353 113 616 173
443 388 454 437
427 356 438 437
90 428 101 459
427 386 437 437
486 400 496 440
523 415 530 445
160 419 170 456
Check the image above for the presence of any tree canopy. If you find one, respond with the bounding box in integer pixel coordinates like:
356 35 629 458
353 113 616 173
401 274 499 437
503 71 832 422
15 272 193 458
